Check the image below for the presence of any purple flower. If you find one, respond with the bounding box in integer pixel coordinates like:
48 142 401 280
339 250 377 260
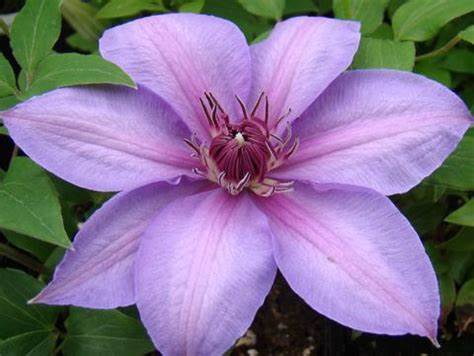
3 13 472 354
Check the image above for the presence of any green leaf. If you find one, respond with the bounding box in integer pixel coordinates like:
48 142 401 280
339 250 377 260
387 0 407 18
400 201 446 235
10 0 62 84
0 331 57 356
179 0 205 13
51 177 93 206
456 278 474 332
438 274 456 323
414 61 452 87
0 269 59 339
66 33 99 53
440 228 474 251
96 0 165 19
333 0 390 34
369 23 394 39
0 126 8 136
459 25 474 44
440 48 474 74
238 0 286 20
0 54 17 97
457 278 474 307
393 0 474 41
63 308 154 356
61 0 105 42
17 69 27 93
426 241 450 275
461 83 474 114
22 53 136 99
352 37 415 71
428 135 474 191
445 199 474 227
317 0 333 14
447 250 473 283
252 30 272 44
1 229 54 262
0 157 70 248
283 0 318 15
0 96 19 111
202 0 272 41
43 247 66 276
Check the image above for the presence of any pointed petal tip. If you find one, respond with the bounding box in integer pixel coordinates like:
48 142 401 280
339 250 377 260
429 337 441 349
28 287 56 305
27 294 41 304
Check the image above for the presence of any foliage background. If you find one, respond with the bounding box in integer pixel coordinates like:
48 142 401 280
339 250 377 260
0 0 473 354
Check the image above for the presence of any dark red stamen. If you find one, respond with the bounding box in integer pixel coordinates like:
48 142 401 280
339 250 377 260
209 120 269 182
185 92 297 196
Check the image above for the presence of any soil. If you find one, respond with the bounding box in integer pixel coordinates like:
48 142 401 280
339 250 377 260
230 274 473 356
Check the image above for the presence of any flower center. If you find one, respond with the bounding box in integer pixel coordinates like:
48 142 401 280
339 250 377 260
185 92 299 197
209 120 269 183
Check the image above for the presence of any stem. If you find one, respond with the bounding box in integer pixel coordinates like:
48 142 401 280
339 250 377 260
416 36 461 62
53 333 66 355
0 242 44 273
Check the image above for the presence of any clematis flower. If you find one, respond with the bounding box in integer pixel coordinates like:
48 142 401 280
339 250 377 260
3 13 472 355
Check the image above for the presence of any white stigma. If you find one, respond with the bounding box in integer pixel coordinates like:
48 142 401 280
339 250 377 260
234 132 245 146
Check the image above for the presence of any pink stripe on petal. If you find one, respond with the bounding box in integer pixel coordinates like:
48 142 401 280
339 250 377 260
136 190 275 355
258 183 439 341
274 70 472 195
3 86 195 192
32 179 211 308
249 17 360 130
100 14 251 139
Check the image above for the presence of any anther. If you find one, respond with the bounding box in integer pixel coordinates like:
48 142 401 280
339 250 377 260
184 139 200 157
235 95 249 121
264 96 269 127
235 172 251 191
217 171 226 186
199 98 213 126
284 138 300 159
265 141 278 161
275 108 292 128
208 92 224 113
192 168 207 178
210 105 218 127
251 92 265 117
270 134 284 144
261 185 276 197
283 123 293 147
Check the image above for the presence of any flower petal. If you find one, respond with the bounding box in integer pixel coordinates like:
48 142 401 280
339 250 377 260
258 183 439 340
31 178 210 308
249 16 360 129
100 13 251 139
3 85 196 192
136 190 276 355
274 70 472 195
